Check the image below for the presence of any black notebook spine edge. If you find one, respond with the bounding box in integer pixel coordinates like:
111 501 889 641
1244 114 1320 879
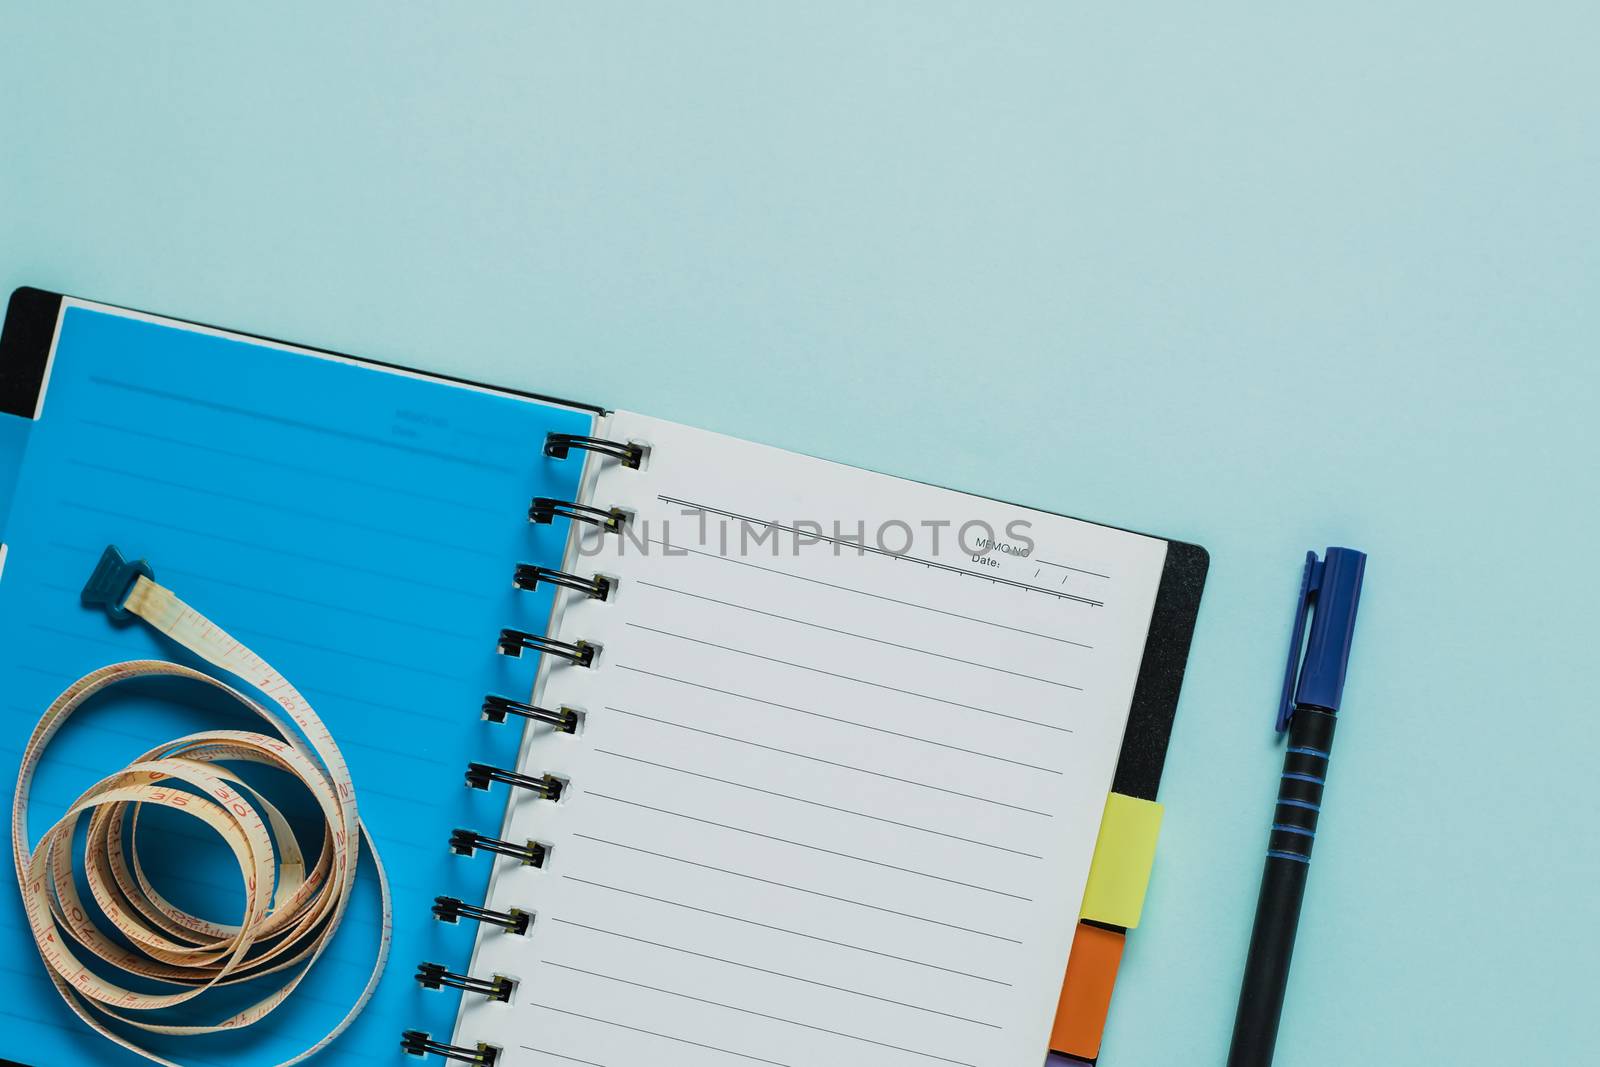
0 287 63 419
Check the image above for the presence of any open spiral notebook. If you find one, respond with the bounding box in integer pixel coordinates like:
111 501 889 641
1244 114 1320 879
0 288 1205 1067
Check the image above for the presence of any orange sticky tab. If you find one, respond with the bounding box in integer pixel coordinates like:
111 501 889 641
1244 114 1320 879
1049 922 1126 1059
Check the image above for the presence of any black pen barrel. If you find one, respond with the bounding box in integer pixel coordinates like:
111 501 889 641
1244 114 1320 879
1229 854 1310 1065
1228 707 1337 1067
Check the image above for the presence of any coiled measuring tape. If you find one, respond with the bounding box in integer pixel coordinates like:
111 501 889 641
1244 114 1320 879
9 547 392 1066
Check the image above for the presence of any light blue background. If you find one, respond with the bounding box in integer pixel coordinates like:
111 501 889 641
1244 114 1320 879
3 4 1596 1065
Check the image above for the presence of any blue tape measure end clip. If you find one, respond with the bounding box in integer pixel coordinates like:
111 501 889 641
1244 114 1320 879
81 544 154 622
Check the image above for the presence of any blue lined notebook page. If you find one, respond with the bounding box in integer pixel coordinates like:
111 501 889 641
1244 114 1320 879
0 302 594 1067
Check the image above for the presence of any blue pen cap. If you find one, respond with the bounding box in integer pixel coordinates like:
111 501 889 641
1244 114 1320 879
1296 547 1367 712
1277 547 1367 730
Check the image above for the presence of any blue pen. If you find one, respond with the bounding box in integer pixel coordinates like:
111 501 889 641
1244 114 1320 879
1228 547 1367 1067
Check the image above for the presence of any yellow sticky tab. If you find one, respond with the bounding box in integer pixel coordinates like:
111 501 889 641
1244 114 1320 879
1080 793 1164 928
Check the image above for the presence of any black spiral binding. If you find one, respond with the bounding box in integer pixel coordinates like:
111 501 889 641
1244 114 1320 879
449 828 548 867
416 962 517 1002
464 762 564 800
482 694 579 732
404 430 640 1062
528 496 628 532
401 1032 499 1066
514 562 611 600
544 432 645 469
496 627 596 667
433 896 533 935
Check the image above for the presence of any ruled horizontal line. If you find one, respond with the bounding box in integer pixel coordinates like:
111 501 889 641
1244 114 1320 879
228 622 467 683
68 457 499 560
550 918 1001 1028
89 374 516 472
542 962 981 1066
616 665 1060 778
527 1006 798 1066
297 680 458 723
1036 557 1112 580
25 615 465 686
78 417 503 517
592 747 1043 858
16 609 160 657
58 500 490 603
587 790 1033 900
643 538 1094 647
638 580 1085 688
10 654 478 747
564 876 1012 986
520 1049 611 1067
606 708 1051 817
658 495 1104 606
627 624 1078 730
574 832 1022 944
0 982 282 1067
4 698 174 748
48 541 475 644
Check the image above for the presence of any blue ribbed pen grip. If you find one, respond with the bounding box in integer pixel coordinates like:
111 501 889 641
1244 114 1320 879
1268 710 1336 862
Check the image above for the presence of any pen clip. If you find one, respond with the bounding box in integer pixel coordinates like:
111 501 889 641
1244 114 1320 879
1275 551 1324 733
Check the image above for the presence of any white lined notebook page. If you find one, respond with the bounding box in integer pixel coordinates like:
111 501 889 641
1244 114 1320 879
457 413 1169 1067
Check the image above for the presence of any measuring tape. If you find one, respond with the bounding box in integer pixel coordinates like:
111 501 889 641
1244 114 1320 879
9 548 392 1066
